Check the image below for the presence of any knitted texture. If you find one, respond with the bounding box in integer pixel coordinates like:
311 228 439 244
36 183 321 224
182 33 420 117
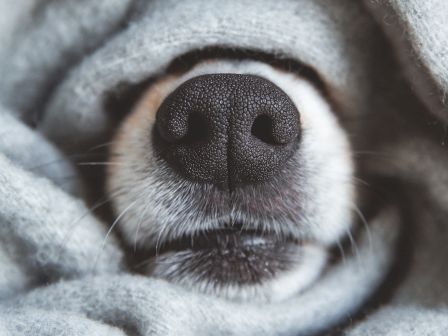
0 0 447 334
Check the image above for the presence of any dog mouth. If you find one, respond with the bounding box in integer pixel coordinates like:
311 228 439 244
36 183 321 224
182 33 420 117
146 225 300 284
133 222 328 302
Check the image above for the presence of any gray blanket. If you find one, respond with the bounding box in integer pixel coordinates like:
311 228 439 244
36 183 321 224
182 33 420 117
1 0 448 335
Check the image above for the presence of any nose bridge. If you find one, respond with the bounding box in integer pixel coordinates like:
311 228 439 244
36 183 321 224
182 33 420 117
154 73 300 189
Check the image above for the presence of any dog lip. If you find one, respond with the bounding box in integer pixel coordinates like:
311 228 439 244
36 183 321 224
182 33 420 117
150 226 300 257
142 225 308 287
149 225 302 256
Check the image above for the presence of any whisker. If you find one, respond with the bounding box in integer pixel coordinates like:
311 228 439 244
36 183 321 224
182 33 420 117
351 176 371 187
336 239 347 265
351 203 373 256
77 161 128 166
56 190 124 263
87 141 118 152
27 153 97 171
92 199 138 273
133 257 154 270
26 151 122 172
134 201 151 253
155 221 170 257
346 228 362 267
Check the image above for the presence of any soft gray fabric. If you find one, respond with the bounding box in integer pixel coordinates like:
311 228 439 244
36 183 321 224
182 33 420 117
365 0 448 121
0 0 447 335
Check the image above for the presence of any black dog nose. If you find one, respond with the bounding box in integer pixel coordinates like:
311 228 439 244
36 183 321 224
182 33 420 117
154 74 300 188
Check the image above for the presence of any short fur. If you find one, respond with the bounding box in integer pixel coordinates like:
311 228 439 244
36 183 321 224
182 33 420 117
108 60 354 301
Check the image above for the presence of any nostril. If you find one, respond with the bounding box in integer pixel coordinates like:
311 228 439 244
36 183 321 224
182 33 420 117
154 73 301 186
180 112 208 144
251 115 277 145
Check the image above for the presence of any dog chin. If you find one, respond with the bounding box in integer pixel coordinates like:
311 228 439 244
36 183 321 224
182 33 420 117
107 59 354 302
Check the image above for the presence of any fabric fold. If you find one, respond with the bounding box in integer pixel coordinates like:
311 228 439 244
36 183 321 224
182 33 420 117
0 0 448 334
0 151 123 299
2 205 400 335
364 0 448 121
37 0 385 148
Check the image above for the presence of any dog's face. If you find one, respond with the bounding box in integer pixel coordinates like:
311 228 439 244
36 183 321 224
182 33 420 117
107 59 354 302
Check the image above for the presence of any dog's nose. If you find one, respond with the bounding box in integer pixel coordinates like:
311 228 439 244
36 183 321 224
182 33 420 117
154 74 300 188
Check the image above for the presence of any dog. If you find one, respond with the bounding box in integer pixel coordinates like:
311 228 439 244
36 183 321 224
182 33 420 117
106 56 355 303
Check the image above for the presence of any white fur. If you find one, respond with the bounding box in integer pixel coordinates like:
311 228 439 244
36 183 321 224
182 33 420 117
108 60 354 302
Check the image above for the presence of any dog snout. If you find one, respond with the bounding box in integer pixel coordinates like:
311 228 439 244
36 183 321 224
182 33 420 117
154 73 301 188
